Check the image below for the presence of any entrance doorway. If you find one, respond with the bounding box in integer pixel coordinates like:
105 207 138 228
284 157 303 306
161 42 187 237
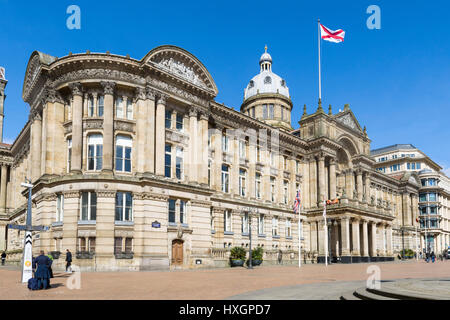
171 239 184 265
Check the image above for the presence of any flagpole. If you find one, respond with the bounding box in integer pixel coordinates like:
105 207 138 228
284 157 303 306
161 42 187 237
318 18 322 102
298 201 302 268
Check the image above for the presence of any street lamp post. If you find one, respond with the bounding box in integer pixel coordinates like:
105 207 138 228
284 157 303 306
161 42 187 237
243 206 257 269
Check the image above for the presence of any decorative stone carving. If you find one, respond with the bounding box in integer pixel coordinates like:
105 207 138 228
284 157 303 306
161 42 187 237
145 86 156 100
135 87 146 101
166 129 188 146
336 113 360 131
100 81 116 95
97 190 116 198
115 120 135 133
63 191 80 199
68 82 83 96
83 119 103 130
156 57 208 89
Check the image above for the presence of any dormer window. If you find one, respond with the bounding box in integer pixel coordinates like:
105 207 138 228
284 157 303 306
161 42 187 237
281 79 286 87
264 76 272 84
248 80 254 89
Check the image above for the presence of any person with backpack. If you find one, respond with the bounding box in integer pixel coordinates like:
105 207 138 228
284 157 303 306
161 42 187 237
425 251 430 263
1 251 6 265
65 249 72 273
34 250 51 289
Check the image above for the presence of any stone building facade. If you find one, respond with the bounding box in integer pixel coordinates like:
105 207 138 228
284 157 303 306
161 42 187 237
0 46 420 270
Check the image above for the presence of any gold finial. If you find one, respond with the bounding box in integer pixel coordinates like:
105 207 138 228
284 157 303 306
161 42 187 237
265 44 267 53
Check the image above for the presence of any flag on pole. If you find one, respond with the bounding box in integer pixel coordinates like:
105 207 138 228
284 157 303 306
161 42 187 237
320 24 345 43
294 189 301 214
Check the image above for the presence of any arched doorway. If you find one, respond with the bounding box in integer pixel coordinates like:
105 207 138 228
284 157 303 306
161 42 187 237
171 239 184 266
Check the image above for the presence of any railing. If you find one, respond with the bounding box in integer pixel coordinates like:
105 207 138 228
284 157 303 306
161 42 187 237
211 248 230 260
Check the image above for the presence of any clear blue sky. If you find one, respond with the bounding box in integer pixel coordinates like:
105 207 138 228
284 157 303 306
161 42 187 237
0 0 449 173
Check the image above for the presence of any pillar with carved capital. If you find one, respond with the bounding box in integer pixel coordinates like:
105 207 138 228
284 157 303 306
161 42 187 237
213 126 222 191
0 223 6 251
95 190 116 270
155 94 167 176
402 192 411 226
345 169 353 200
0 164 7 211
318 154 325 205
62 191 80 255
100 81 115 173
370 222 377 257
362 220 369 257
302 157 310 208
364 173 371 202
188 107 198 182
309 157 317 207
198 112 209 185
329 158 336 200
135 87 147 173
380 223 386 256
356 169 363 202
351 218 360 256
30 109 43 181
145 87 156 174
386 224 393 255
340 217 350 256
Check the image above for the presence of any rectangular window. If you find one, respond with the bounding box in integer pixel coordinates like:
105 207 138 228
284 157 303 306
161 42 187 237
416 163 421 169
180 200 187 224
269 104 274 119
263 104 268 119
222 133 229 152
251 107 255 118
78 237 86 252
407 163 411 170
67 139 72 173
420 206 427 215
222 165 229 193
281 107 284 120
56 194 64 222
258 214 264 235
88 237 96 253
295 160 300 174
168 199 176 223
283 180 288 204
97 95 104 117
115 192 133 221
429 206 437 214
125 238 133 254
255 172 261 199
239 140 246 159
429 193 437 201
126 99 133 120
256 145 261 163
419 193 427 202
176 147 183 180
114 237 122 255
165 144 172 178
115 136 132 173
286 219 292 237
115 97 124 118
81 192 97 221
208 159 211 187
270 177 276 202
165 110 172 129
242 213 249 234
88 134 103 171
224 210 232 232
272 217 278 236
88 96 94 117
239 169 246 197
176 113 183 131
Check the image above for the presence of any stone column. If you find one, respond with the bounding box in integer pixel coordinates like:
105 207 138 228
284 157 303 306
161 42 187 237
402 193 411 226
380 223 386 256
69 83 83 174
364 173 371 202
351 218 360 256
29 108 43 181
340 217 350 256
155 94 167 176
188 107 198 182
318 154 325 205
0 164 7 211
92 92 98 117
100 81 115 173
198 112 209 185
370 222 377 257
145 88 156 174
329 158 336 200
318 220 326 255
309 157 317 207
386 224 393 255
362 220 369 257
95 190 116 270
345 169 353 200
0 223 6 251
135 87 147 173
302 156 310 208
356 169 363 202
213 126 222 191
62 191 80 255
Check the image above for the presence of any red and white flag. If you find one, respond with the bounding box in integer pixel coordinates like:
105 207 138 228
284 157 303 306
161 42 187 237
320 24 345 43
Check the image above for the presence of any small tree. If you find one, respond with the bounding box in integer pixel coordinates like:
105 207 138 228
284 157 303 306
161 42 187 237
230 246 246 261
252 247 264 260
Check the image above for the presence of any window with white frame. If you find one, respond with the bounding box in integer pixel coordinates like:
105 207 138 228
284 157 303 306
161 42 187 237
115 97 124 118
126 99 133 120
80 192 97 221
224 210 232 232
256 145 261 163
270 152 275 167
255 172 261 199
88 95 94 117
56 194 64 222
97 95 104 117
222 164 230 193
239 168 246 197
263 104 268 119
283 180 289 204
286 218 292 237
222 132 229 152
87 134 103 171
115 135 132 172
175 147 184 180
269 104 274 119
168 199 176 223
67 138 72 173
180 200 187 224
283 156 287 171
272 217 278 236
295 160 300 174
239 140 246 159
208 159 212 186
258 214 264 234
270 177 276 202
176 113 183 131
115 192 133 221
165 144 172 178
241 212 249 234
165 110 172 129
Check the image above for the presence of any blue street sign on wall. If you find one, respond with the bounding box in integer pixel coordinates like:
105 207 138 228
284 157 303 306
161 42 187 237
152 221 161 228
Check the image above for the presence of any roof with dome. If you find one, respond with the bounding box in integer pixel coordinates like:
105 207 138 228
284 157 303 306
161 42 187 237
244 46 290 101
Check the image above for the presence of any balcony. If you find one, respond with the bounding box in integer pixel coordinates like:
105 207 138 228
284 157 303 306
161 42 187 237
76 251 95 259
114 252 134 259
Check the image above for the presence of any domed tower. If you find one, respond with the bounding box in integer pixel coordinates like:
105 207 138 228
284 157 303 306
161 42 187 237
241 46 293 131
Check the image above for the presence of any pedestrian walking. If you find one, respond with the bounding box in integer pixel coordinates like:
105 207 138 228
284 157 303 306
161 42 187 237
34 250 51 289
47 253 54 278
65 249 72 272
1 251 6 265
426 251 430 263
431 251 435 263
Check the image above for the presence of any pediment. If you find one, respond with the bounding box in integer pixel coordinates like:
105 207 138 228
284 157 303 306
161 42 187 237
335 111 362 133
142 45 218 96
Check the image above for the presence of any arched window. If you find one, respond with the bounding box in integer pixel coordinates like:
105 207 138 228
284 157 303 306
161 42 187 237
264 76 272 84
87 134 103 171
115 135 132 172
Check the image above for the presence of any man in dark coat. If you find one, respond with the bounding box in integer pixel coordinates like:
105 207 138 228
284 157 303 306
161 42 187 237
34 250 51 289
65 249 72 272
1 251 6 265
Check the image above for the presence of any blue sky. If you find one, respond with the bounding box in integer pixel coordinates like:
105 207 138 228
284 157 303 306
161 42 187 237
0 0 449 173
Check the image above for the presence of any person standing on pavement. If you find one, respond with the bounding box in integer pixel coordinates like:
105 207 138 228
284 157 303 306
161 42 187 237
47 253 54 278
1 251 6 265
425 251 430 263
65 249 72 272
431 251 435 263
34 250 51 289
